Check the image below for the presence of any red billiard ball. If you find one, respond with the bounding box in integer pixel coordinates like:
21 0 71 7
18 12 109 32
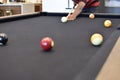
40 37 54 51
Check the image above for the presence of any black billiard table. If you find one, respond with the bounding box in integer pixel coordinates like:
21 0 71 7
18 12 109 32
0 12 120 80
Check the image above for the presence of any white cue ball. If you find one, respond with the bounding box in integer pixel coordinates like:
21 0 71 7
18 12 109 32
61 17 67 23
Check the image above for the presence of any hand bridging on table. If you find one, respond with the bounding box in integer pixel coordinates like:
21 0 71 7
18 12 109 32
67 13 77 21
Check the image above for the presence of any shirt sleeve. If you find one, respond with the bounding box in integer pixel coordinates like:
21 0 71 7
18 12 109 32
81 0 86 3
73 0 86 4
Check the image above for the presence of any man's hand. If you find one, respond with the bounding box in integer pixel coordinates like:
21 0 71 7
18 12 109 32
67 14 77 21
67 1 85 21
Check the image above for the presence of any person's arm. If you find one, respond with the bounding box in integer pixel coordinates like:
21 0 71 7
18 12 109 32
67 1 85 20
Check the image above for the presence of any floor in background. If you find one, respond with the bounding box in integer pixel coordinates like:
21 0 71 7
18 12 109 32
42 0 120 14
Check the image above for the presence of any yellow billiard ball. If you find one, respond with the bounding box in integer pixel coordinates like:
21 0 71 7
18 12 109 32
90 33 103 46
104 20 112 28
89 13 95 19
